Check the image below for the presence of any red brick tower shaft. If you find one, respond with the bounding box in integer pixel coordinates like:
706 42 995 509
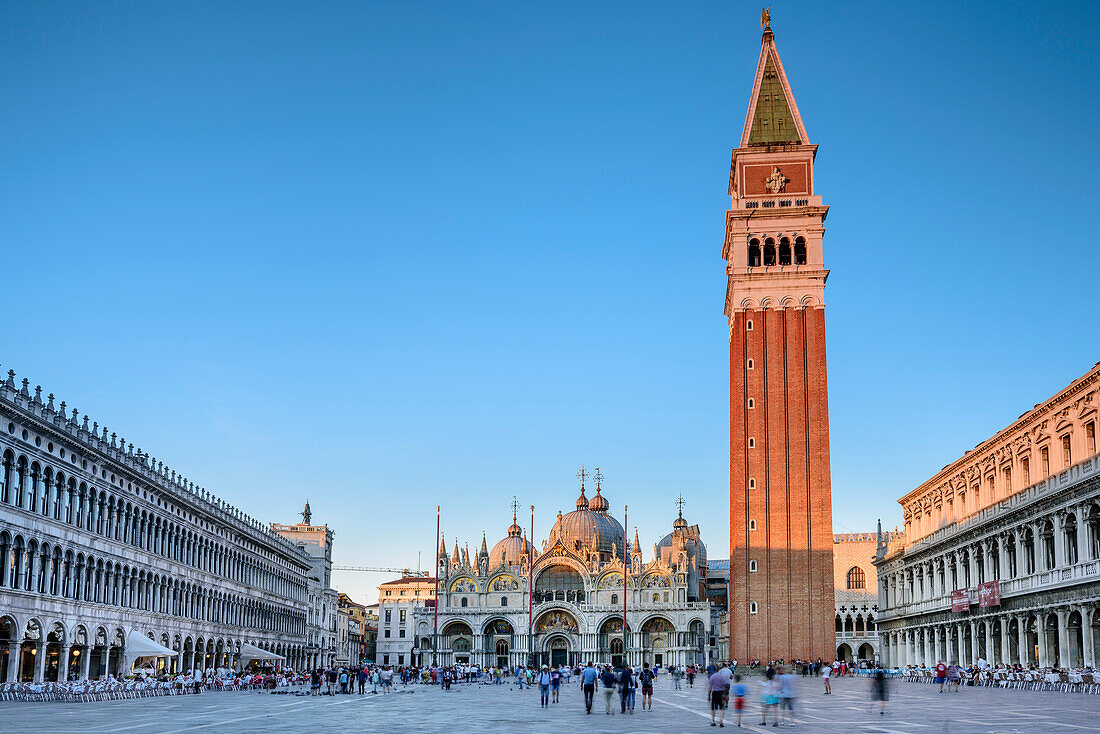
724 21 835 663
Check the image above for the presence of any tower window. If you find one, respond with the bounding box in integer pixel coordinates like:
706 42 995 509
747 398 755 409
763 238 776 266
749 519 757 531
749 560 757 573
748 239 761 267
749 601 758 615
748 478 756 489
794 237 807 265
747 359 754 369
778 237 792 265
748 437 755 449
746 320 753 331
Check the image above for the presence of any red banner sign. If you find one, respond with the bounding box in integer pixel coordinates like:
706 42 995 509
950 589 969 613
978 580 1001 608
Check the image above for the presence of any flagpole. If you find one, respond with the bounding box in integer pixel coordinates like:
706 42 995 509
528 504 535 669
623 504 628 666
433 505 440 667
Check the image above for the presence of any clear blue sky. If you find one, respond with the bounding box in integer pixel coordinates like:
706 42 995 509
3 1 1098 604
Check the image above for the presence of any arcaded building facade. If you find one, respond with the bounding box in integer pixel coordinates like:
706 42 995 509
833 531 901 664
724 21 835 662
875 362 1100 669
414 479 714 669
0 367 333 681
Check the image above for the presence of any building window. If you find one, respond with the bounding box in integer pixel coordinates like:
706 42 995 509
399 629 405 638
747 359 754 369
748 437 756 449
1087 421 1097 455
794 237 807 265
398 654 404 665
400 609 406 623
748 398 755 409
749 560 757 572
384 630 391 638
1021 456 1030 486
749 519 757 531
1003 467 1012 493
383 655 389 664
501 596 508 606
746 320 753 331
460 597 468 607
748 478 756 489
846 566 866 590
748 239 761 267
749 602 758 615
778 237 791 265
1062 434 1072 467
385 610 391 624
763 238 776 266
610 593 618 605
1041 446 1050 476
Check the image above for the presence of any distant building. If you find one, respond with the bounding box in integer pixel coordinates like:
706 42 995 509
272 501 339 668
376 575 436 667
833 532 900 663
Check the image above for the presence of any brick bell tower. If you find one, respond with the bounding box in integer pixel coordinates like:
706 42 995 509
724 18 835 662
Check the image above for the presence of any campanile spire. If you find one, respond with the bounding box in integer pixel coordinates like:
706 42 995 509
723 19 835 663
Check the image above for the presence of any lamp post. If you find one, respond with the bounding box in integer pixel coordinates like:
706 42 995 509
433 505 439 667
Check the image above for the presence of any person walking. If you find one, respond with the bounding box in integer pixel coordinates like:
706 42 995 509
538 665 552 707
934 661 947 693
821 661 832 695
731 674 747 728
599 666 618 715
639 661 656 710
778 664 797 727
550 665 562 703
581 661 598 714
707 661 731 728
687 664 696 688
871 667 889 716
758 668 779 727
619 665 632 714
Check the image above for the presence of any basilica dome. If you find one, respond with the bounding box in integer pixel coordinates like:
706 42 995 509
550 487 625 556
489 515 534 568
657 513 707 568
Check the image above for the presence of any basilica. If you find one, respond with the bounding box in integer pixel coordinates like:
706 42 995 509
413 474 715 669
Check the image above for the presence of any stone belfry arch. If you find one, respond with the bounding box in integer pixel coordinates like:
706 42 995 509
724 18 835 662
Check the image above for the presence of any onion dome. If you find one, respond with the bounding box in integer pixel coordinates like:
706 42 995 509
575 487 588 510
672 515 688 531
489 513 534 568
587 486 609 513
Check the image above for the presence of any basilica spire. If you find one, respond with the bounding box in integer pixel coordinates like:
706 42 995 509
739 15 809 148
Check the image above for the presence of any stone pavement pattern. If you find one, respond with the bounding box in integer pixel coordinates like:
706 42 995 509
2 676 1100 733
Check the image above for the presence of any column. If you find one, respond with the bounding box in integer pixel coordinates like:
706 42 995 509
968 620 978 665
923 628 933 667
1056 608 1070 669
983 621 994 664
5 643 18 682
1015 529 1026 577
1084 608 1096 669
931 627 940 664
80 647 91 680
1076 507 1088 562
1038 616 1050 668
1016 615 1028 665
1053 515 1066 569
99 646 110 679
1000 617 1011 665
59 645 70 681
33 642 46 683
955 623 965 666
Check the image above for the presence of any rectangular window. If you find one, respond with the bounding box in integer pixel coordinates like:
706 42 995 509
1062 434 1072 467
383 655 389 664
385 610 391 624
1087 421 1097 455
1003 467 1011 494
399 629 405 638
400 609 406 623
398 654 404 665
1041 446 1050 476
384 630 391 638
1021 457 1030 486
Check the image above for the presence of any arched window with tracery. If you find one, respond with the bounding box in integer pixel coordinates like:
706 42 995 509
846 566 866 590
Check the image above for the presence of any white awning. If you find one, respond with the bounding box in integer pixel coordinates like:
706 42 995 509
240 642 285 662
127 631 177 659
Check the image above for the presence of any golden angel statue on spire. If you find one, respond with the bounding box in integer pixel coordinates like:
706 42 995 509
760 6 771 30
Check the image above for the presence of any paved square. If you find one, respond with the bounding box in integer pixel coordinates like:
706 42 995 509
3 675 1099 733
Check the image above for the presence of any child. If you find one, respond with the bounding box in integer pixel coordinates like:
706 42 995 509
731 674 747 728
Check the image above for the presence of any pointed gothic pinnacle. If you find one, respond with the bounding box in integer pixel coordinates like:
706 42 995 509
21 378 30 396
47 394 55 411
70 408 78 423
33 385 42 403
82 415 90 431
5 370 15 389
